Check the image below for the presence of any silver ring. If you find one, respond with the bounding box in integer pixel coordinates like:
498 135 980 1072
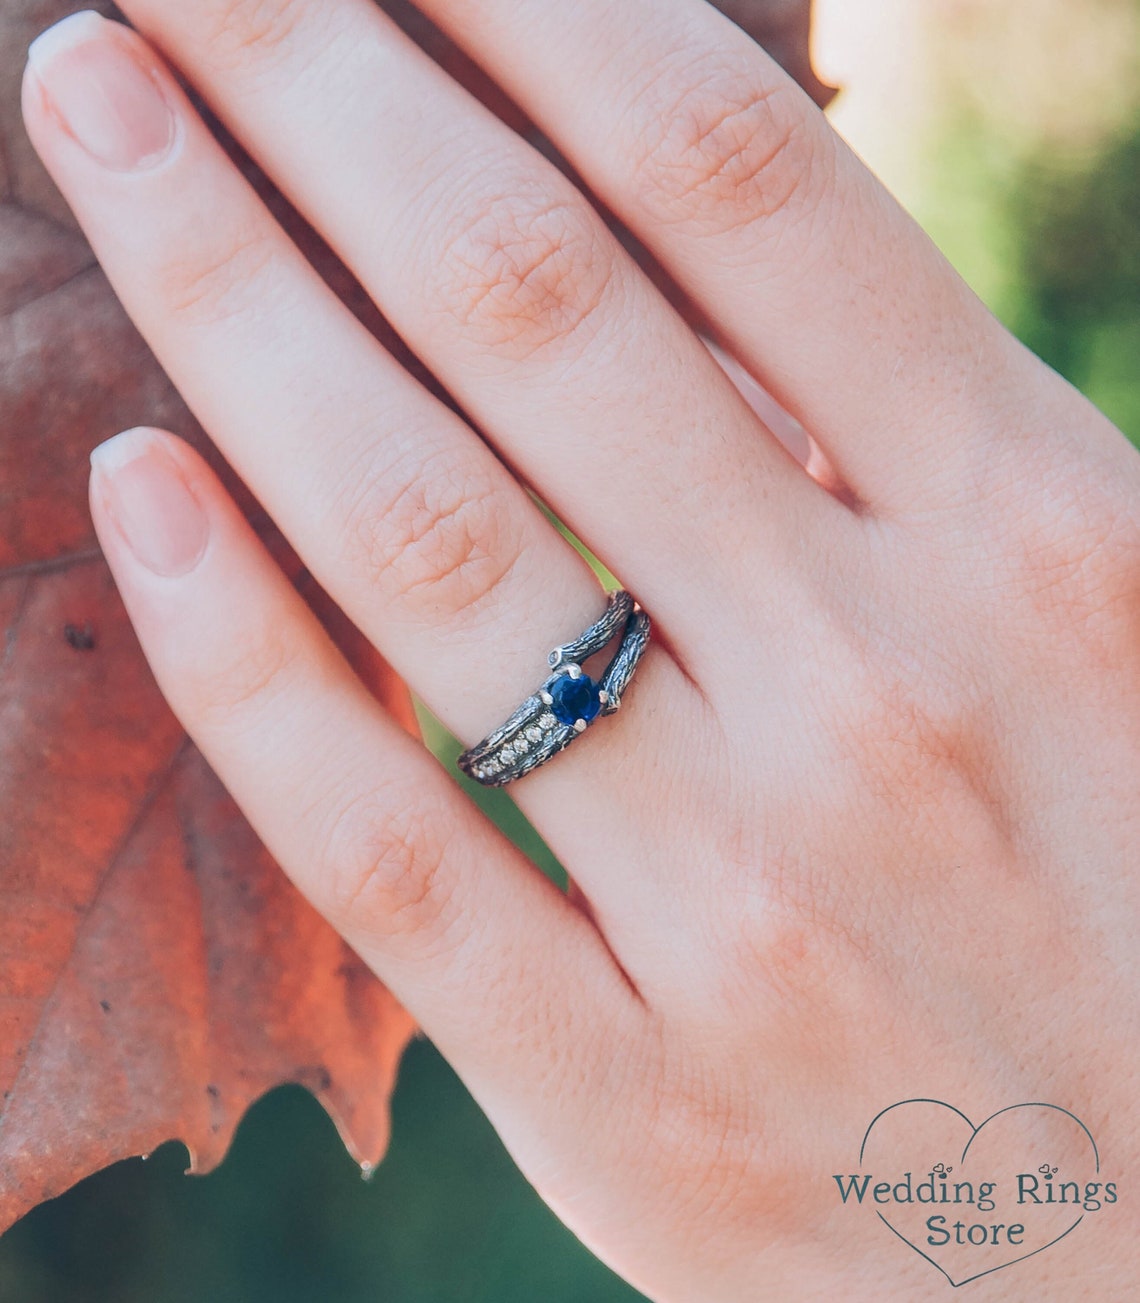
457 589 651 787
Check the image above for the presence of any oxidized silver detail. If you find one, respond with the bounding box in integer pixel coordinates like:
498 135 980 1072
457 589 651 787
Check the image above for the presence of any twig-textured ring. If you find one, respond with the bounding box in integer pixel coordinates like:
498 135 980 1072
457 590 651 787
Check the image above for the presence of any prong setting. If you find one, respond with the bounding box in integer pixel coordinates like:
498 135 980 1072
455 590 650 787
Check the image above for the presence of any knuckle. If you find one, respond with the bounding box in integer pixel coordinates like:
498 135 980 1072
627 54 818 233
1002 447 1140 651
338 447 525 624
633 1043 786 1237
823 634 971 787
423 183 615 358
186 620 302 733
160 228 277 326
319 791 452 944
199 0 309 65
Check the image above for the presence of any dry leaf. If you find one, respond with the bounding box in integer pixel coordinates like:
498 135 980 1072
0 0 420 1238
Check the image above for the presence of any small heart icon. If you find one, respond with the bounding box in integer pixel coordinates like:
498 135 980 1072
852 1099 1101 1287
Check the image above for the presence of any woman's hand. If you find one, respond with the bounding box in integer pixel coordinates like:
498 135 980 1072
22 3 1140 1298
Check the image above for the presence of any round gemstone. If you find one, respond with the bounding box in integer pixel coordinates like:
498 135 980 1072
549 671 602 727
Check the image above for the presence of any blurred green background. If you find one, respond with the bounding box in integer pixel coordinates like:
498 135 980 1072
3 3 1139 1300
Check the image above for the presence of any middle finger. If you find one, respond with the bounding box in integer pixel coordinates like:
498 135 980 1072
112 0 857 636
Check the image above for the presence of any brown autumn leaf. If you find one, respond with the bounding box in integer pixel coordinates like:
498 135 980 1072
0 0 829 1238
0 0 424 1238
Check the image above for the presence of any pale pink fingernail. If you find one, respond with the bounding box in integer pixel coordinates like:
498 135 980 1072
90 429 210 577
28 11 177 172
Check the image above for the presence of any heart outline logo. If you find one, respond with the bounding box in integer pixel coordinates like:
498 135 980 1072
859 1099 1100 1288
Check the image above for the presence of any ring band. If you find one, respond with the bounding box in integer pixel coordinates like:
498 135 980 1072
457 589 651 787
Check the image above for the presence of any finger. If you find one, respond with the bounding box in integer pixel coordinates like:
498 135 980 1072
408 0 1074 515
20 13 712 973
20 15 686 751
108 0 856 595
87 424 646 1163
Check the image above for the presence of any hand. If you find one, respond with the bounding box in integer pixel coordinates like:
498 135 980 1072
22 3 1140 1298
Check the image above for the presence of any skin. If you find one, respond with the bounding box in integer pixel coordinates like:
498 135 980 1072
21 3 1140 1298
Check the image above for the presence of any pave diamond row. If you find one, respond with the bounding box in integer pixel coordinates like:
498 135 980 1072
470 712 562 782
457 590 650 788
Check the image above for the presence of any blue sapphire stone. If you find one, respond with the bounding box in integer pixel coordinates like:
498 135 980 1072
549 672 602 727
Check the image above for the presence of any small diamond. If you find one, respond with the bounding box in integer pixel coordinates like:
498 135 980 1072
526 725 543 743
539 713 557 730
500 744 516 762
514 734 530 753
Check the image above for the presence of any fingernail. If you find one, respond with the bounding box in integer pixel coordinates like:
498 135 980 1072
28 11 176 172
91 429 209 577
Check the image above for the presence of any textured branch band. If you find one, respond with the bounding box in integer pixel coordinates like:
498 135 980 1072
456 590 651 787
